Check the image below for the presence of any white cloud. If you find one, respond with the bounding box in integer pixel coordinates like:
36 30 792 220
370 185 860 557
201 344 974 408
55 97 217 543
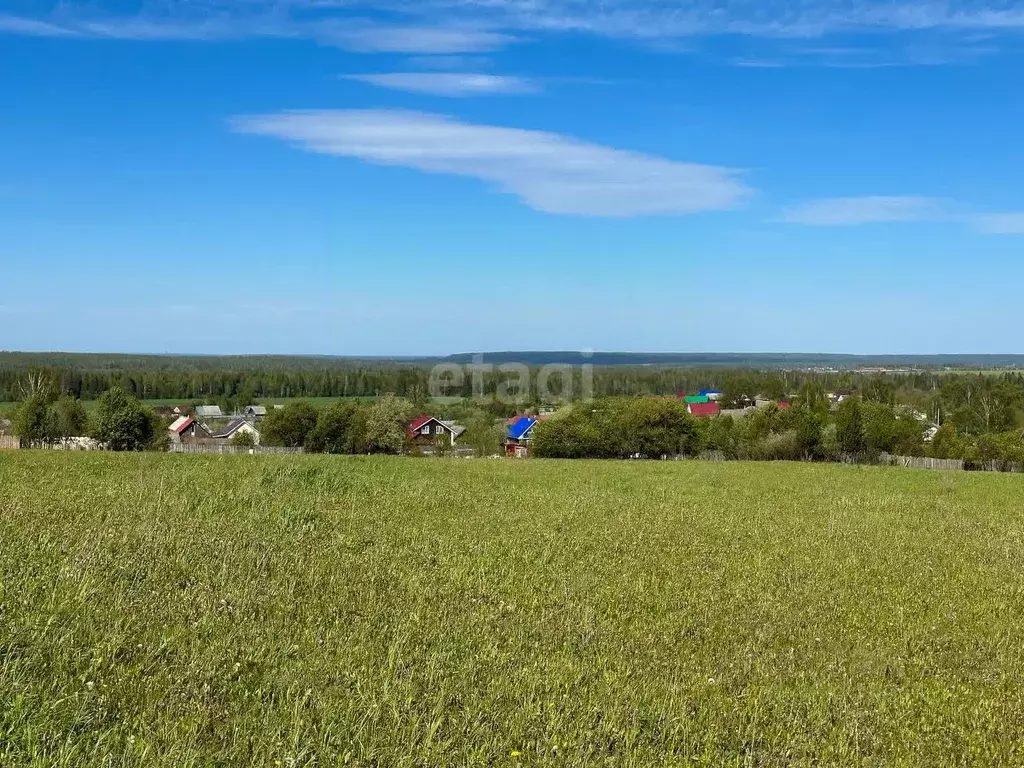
780 196 940 226
344 72 537 95
232 109 752 216
971 212 1024 234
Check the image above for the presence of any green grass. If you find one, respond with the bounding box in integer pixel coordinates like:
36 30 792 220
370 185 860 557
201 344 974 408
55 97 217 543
1 454 1023 765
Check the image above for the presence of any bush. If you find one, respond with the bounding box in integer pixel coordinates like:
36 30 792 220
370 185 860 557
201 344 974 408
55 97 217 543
532 398 698 460
92 387 155 452
231 431 257 448
262 402 318 448
306 402 363 454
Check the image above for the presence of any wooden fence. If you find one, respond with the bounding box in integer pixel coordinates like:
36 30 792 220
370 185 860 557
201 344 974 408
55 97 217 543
169 444 304 455
0 435 19 450
879 453 964 471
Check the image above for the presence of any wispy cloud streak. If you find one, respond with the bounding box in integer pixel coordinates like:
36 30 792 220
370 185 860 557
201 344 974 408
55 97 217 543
6 1 1024 47
780 196 940 225
781 197 1024 235
971 212 1024 234
232 109 752 216
344 72 537 95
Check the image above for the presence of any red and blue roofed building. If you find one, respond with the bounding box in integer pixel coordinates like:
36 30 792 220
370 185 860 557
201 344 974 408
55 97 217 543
506 416 538 458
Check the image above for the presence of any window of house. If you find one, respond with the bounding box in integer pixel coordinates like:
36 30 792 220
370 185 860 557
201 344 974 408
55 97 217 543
421 426 431 435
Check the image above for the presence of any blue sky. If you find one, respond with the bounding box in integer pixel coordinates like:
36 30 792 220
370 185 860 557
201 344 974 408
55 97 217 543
2 0 1024 355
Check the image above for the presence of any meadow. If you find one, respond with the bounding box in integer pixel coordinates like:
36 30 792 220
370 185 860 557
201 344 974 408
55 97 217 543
1 453 1023 766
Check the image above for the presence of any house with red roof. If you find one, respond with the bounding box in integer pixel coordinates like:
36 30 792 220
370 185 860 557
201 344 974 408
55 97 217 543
168 415 213 444
688 401 721 418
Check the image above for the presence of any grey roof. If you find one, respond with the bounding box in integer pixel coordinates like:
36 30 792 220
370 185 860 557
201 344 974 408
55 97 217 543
195 405 224 418
212 418 258 439
0 418 12 434
244 405 267 416
720 407 756 419
440 420 467 439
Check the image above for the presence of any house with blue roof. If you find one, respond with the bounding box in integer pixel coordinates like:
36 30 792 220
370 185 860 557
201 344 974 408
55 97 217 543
506 416 538 458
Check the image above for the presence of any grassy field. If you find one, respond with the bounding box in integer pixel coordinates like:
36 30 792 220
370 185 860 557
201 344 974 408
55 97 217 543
1 454 1023 765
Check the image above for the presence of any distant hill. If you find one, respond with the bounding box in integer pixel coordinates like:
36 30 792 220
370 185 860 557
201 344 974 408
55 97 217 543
434 351 1024 369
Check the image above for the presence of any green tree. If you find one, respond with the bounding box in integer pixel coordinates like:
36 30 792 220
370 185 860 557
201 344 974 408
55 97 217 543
307 401 363 454
261 402 318 448
45 395 88 446
531 407 601 459
794 410 823 459
461 413 505 457
862 403 898 457
795 380 829 417
231 430 257 448
703 414 737 457
12 394 51 446
929 425 965 460
835 397 866 456
612 397 697 459
362 396 414 454
93 387 155 451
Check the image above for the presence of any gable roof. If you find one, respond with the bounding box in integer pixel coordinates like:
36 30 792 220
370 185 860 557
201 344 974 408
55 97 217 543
698 389 723 397
244 405 267 416
684 395 710 404
407 416 467 439
689 402 721 417
508 416 538 440
169 416 194 434
195 405 223 418
407 415 438 434
212 418 257 439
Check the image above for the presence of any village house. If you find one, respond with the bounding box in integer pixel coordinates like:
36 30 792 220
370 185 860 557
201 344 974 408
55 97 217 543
213 418 261 445
506 416 538 458
678 393 710 405
407 416 466 447
168 416 213 444
688 401 721 417
195 405 224 419
243 405 267 419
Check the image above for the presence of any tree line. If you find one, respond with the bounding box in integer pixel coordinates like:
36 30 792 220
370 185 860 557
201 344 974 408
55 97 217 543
259 398 506 457
11 386 161 451
6 362 1024 431
530 394 1024 469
